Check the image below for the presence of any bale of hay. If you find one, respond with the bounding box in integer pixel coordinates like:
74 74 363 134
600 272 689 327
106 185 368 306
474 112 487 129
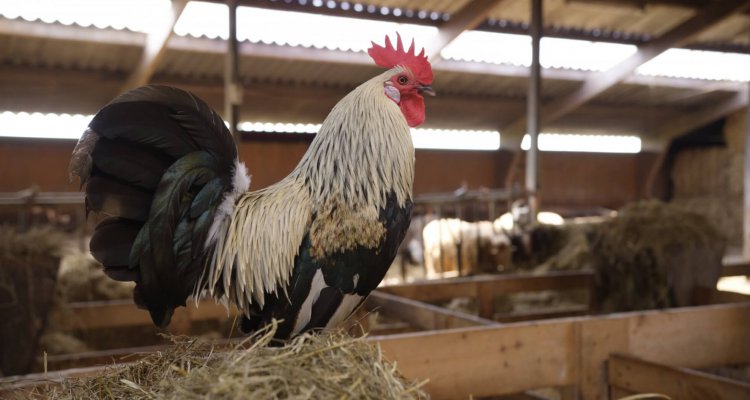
34 322 427 400
590 200 725 312
0 226 65 376
532 223 596 273
724 109 747 155
671 147 731 197
671 195 742 247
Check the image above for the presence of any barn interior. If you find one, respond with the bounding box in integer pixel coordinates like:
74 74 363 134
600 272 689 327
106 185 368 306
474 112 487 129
1 0 749 398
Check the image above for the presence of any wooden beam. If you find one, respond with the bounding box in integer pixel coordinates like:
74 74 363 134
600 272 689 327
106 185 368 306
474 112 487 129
723 258 750 276
4 303 750 399
2 18 739 95
374 303 750 399
380 271 593 303
374 319 578 399
608 353 750 400
365 291 496 330
64 299 238 331
692 286 750 305
0 64 683 140
121 0 187 91
425 0 505 63
502 0 750 145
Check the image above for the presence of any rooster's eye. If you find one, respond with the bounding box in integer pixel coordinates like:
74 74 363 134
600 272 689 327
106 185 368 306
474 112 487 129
397 76 408 85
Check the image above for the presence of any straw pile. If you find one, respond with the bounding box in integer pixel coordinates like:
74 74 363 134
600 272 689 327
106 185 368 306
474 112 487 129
505 200 724 312
33 322 427 400
590 200 725 312
670 146 743 246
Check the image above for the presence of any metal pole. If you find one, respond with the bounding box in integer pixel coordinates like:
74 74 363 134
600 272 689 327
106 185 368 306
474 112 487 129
225 0 241 141
744 81 750 259
525 0 542 226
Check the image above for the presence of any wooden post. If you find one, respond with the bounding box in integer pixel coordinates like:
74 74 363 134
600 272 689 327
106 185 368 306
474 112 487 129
744 82 750 259
525 0 542 224
225 0 241 141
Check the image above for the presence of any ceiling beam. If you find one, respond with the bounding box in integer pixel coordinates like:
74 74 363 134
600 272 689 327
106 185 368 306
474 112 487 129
1 18 743 95
121 0 187 91
655 88 749 142
0 64 684 136
501 0 749 145
566 0 714 9
425 0 505 63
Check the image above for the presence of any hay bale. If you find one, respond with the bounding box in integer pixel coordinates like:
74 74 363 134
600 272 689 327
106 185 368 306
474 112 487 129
590 200 725 312
0 226 65 376
724 109 748 155
672 195 742 247
533 223 596 273
671 147 730 197
35 322 427 400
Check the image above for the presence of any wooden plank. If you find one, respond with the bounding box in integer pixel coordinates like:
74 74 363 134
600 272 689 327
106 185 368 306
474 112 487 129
723 258 750 277
65 299 237 331
626 303 750 369
373 320 578 400
365 291 496 330
379 271 593 303
121 0 187 90
494 305 589 323
578 314 630 400
693 286 750 305
6 303 750 399
608 353 750 400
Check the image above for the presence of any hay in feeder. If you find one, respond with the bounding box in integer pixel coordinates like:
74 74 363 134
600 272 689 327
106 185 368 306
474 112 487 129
35 321 427 400
590 200 725 312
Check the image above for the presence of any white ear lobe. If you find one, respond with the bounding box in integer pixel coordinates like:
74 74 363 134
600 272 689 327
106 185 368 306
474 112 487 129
384 82 400 104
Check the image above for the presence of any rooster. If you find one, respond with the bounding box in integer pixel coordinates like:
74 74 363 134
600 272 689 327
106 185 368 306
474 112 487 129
69 34 434 339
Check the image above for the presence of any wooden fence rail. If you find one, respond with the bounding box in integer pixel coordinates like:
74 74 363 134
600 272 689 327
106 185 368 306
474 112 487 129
380 271 595 318
6 302 750 399
608 353 750 400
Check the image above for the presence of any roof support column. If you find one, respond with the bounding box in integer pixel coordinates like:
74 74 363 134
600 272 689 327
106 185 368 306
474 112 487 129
225 0 242 141
744 83 750 259
524 0 542 226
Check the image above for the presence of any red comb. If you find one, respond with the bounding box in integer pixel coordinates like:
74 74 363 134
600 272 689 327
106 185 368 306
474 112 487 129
368 33 433 84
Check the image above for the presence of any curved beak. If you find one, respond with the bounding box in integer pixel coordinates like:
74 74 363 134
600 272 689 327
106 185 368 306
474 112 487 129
417 85 436 96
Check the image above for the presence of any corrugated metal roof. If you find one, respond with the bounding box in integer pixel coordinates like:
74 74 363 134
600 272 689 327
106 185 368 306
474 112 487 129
349 0 749 46
0 1 746 137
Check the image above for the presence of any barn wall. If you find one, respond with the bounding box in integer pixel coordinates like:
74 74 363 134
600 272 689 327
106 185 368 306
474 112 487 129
0 139 78 192
538 152 644 209
0 138 647 210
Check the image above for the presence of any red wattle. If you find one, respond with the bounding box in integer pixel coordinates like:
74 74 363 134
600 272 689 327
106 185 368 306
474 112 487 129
399 93 425 127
